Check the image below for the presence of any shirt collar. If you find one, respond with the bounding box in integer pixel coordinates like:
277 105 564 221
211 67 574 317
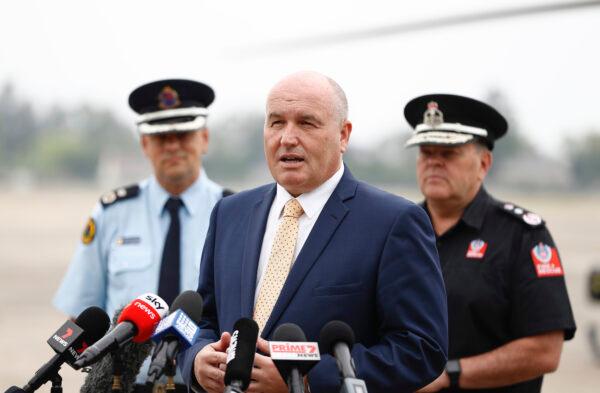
149 168 210 217
459 186 491 230
420 185 490 231
273 164 345 219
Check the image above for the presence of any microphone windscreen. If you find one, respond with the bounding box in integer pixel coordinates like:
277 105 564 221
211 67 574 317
224 318 259 390
273 323 307 342
80 307 154 393
170 290 203 324
318 320 355 355
271 323 314 380
75 306 111 345
118 293 169 343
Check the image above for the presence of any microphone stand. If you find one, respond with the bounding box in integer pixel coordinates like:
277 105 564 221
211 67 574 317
110 352 123 393
164 348 177 391
287 369 305 393
50 374 62 393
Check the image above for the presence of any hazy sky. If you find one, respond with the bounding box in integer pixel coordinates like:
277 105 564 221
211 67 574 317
2 0 599 155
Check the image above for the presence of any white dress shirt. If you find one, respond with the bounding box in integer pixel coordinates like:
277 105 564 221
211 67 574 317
254 164 345 303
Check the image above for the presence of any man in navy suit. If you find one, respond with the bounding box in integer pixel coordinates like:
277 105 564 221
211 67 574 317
180 71 448 393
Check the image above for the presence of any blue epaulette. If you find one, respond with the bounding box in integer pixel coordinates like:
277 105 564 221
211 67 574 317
100 184 140 208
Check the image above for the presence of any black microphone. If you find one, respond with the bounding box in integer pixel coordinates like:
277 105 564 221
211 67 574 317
319 320 368 393
74 293 169 368
21 306 110 393
4 386 26 393
271 323 320 393
223 318 259 393
146 290 204 386
80 307 154 393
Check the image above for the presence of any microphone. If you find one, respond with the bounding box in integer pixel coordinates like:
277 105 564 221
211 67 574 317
74 293 169 368
223 318 259 393
21 306 110 393
146 290 204 386
319 320 368 393
270 323 321 393
4 387 26 393
81 307 155 393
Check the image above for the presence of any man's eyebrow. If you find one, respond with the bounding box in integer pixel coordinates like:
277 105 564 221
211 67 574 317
298 114 323 125
267 112 283 120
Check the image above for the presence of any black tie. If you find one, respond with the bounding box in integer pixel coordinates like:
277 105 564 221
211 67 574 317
158 197 182 306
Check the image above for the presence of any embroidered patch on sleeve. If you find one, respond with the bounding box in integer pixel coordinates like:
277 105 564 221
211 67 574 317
531 242 563 277
82 218 96 245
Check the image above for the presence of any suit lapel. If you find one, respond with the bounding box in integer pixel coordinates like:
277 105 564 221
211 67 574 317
240 185 276 318
262 169 358 337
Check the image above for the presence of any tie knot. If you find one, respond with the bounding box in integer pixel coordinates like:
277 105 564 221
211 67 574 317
164 197 183 215
283 198 304 218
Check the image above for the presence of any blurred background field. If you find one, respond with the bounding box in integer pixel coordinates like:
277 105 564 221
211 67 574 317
0 186 599 392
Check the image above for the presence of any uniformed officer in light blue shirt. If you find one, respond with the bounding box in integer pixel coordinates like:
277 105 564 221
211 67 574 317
53 79 231 391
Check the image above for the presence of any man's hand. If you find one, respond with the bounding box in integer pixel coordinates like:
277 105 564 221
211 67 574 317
194 332 232 393
416 371 449 393
247 337 288 393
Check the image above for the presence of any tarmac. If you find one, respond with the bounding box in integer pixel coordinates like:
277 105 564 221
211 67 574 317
0 186 599 392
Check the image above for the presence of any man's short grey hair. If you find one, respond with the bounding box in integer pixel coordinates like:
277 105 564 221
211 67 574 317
325 76 348 124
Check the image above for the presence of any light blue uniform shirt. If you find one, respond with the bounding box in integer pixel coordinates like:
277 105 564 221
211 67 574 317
53 169 224 383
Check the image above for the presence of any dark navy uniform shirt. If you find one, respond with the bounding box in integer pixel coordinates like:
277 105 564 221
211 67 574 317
422 187 576 393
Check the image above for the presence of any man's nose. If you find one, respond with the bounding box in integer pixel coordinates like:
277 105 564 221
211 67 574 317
163 134 182 149
280 125 300 146
424 153 443 166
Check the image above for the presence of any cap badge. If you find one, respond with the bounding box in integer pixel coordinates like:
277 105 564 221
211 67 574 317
158 86 181 109
423 101 444 127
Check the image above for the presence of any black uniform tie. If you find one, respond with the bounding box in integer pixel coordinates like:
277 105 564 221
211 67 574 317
158 197 182 306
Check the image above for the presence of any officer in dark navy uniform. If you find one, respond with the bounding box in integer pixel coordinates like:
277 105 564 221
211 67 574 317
53 79 231 392
405 94 576 393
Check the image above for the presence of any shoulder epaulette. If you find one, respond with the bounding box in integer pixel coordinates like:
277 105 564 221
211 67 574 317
100 184 140 208
496 200 545 228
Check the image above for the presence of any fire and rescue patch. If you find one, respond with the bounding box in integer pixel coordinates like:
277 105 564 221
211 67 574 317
82 218 96 245
531 242 563 277
466 239 488 259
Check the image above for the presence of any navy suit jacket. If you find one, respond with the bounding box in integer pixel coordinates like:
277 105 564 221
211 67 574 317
180 168 448 392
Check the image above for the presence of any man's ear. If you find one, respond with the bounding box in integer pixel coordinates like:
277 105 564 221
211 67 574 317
340 121 352 153
200 128 209 155
140 135 149 157
480 149 493 178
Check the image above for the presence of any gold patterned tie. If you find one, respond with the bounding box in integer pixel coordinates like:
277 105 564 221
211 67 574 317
253 198 304 333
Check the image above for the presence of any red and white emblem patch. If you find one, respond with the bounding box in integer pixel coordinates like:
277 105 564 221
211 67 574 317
531 242 563 277
466 239 488 259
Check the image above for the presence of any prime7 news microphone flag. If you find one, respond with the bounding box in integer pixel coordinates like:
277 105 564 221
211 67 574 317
21 306 110 393
319 320 368 393
270 323 321 393
74 293 169 368
223 318 259 393
80 307 154 393
146 290 203 386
